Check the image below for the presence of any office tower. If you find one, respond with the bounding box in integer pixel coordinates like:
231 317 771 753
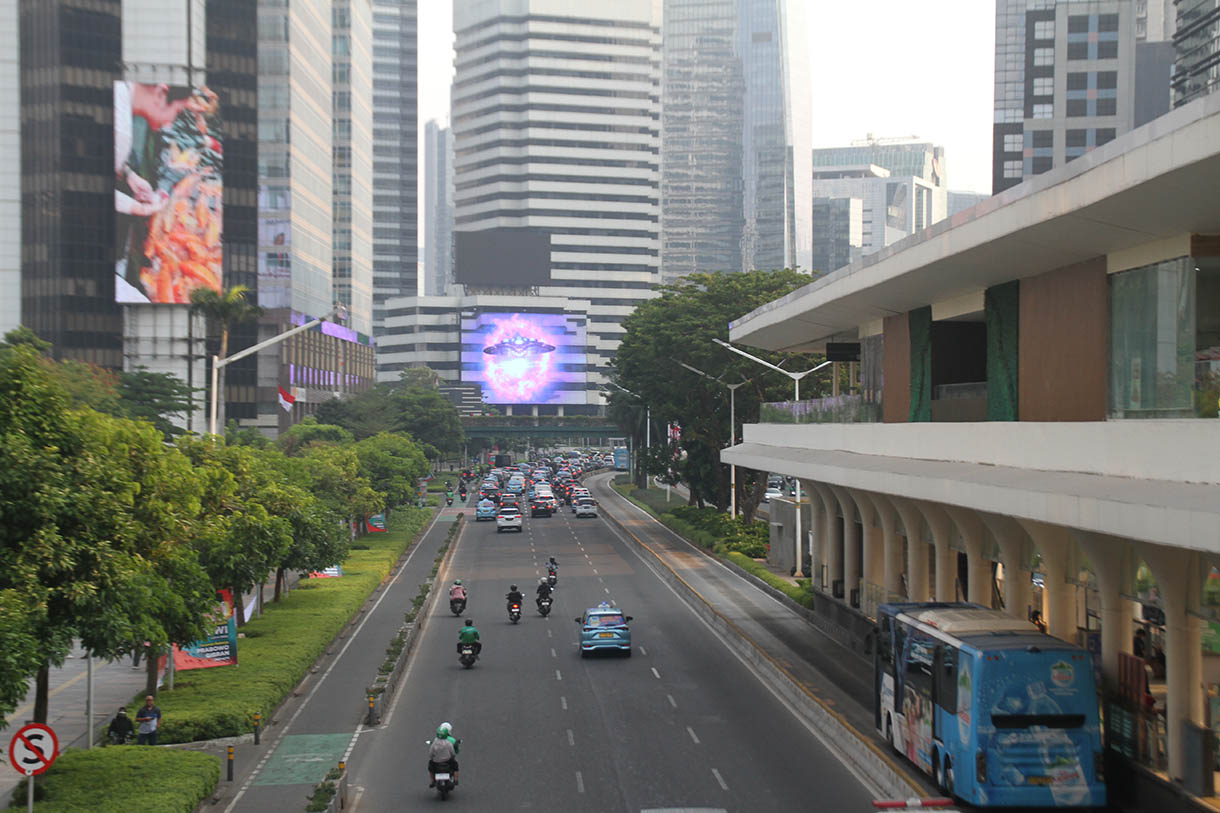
993 0 1177 195
424 120 454 296
332 0 374 336
811 197 862 276
947 190 990 216
660 0 811 282
1173 1 1220 106
450 0 662 409
371 1 418 327
811 138 947 187
0 0 17 335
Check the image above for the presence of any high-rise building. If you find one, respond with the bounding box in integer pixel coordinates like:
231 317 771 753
0 0 18 336
811 138 947 187
370 1 418 328
992 0 1177 195
1173 1 1220 107
423 120 454 296
332 0 375 336
660 0 811 282
947 190 990 216
448 0 662 409
811 197 862 276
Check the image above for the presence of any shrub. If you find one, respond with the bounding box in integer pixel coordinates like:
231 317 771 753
136 508 431 744
9 747 219 812
725 552 815 609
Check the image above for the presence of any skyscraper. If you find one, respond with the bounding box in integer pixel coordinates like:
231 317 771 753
332 0 375 336
0 0 18 336
660 0 811 283
370 1 418 328
992 0 1176 194
1173 1 1220 107
450 0 662 406
423 120 453 296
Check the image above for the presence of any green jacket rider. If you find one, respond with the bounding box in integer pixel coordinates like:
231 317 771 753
457 619 481 655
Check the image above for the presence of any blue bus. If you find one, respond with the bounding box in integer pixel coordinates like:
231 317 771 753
875 602 1105 807
612 447 630 471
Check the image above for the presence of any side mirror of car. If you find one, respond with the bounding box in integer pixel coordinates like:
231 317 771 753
625 616 633 622
574 617 582 623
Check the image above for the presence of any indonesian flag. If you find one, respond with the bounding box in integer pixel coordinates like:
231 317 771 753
277 386 296 412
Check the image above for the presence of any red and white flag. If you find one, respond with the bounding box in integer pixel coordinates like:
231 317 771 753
277 386 296 412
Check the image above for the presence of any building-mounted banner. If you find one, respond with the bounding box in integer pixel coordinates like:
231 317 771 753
173 589 237 671
115 81 223 304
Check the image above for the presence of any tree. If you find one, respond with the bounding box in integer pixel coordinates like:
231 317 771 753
611 270 817 517
277 416 355 457
290 444 382 531
353 432 430 510
118 367 199 439
314 376 464 453
190 285 263 433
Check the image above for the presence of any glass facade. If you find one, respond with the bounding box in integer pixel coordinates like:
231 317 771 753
1173 0 1220 107
1110 256 1220 418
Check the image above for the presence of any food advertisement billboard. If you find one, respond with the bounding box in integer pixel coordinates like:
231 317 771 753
460 311 587 405
114 82 223 304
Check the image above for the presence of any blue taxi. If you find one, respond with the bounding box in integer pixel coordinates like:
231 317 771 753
575 602 632 657
475 499 497 521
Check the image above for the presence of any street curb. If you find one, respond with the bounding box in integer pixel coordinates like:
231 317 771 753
597 477 921 800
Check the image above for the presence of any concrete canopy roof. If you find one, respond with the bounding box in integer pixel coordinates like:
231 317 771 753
731 93 1220 353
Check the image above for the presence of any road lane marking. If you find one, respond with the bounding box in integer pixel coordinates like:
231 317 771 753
650 667 660 679
711 768 729 790
556 669 563 681
547 629 553 638
551 648 557 658
639 646 646 656
667 694 677 708
604 587 610 594
567 729 575 746
576 771 585 793
687 726 700 745
592 568 598 574
561 696 567 710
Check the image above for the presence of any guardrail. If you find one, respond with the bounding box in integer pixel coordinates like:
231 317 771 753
760 394 880 424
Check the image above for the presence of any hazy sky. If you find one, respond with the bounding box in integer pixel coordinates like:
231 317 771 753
415 1 997 246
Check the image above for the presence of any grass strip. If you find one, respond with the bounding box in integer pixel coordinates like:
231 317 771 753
135 507 433 744
9 747 219 812
724 552 815 608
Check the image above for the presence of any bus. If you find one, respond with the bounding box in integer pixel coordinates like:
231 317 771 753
875 602 1105 808
612 447 630 471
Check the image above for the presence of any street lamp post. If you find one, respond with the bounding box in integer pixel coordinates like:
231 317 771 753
606 381 650 488
712 339 832 577
209 304 347 437
678 361 748 517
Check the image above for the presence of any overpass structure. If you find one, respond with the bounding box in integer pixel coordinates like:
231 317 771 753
460 416 621 441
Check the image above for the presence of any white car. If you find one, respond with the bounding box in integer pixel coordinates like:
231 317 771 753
763 487 783 503
496 507 523 533
574 498 598 518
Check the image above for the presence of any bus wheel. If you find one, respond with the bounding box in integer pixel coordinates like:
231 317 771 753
933 753 944 791
944 759 955 796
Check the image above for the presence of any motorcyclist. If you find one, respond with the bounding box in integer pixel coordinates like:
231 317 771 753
427 722 460 787
107 706 133 745
457 619 481 656
535 578 553 609
449 580 467 609
505 584 525 612
546 556 558 575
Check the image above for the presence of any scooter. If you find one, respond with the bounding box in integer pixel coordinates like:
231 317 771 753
546 570 557 588
459 644 478 669
538 596 553 617
426 747 459 800
446 495 454 507
508 602 522 624
449 597 466 616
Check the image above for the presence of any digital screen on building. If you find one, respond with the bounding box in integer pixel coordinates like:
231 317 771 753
115 82 223 304
460 311 587 404
454 228 551 286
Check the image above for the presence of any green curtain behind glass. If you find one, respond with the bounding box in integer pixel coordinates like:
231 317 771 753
908 306 932 422
986 281 1020 421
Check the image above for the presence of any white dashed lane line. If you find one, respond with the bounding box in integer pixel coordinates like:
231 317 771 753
550 648 557 658
567 729 575 746
667 694 676 708
687 726 700 745
555 669 563 681
576 771 585 794
711 768 729 791
560 696 567 710
639 646 646 656
650 667 661 679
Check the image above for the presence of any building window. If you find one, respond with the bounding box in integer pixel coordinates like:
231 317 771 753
1095 128 1116 145
1098 13 1119 33
1033 20 1055 40
1066 98 1088 117
1032 103 1053 119
1034 48 1054 67
1067 72 1089 91
1067 41 1089 60
1098 40 1118 59
1033 76 1054 96
1096 71 1118 90
1066 129 1088 148
1032 157 1053 174
1003 133 1023 153
1095 97 1117 116
1031 130 1053 148
1068 15 1090 34
1003 160 1023 179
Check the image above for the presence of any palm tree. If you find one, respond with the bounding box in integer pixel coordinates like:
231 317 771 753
191 285 264 433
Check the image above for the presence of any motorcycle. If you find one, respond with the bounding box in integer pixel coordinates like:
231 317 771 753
426 745 459 800
508 602 522 624
449 597 466 616
538 596 552 617
445 495 454 506
546 570 557 588
459 643 478 669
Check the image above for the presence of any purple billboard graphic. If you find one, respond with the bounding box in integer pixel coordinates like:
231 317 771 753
461 312 587 405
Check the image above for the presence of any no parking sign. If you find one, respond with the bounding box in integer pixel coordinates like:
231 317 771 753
8 723 59 777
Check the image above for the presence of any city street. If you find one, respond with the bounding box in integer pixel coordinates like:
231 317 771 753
345 488 877 811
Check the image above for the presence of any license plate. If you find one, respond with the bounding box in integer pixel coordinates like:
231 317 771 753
1027 776 1054 785
598 632 614 638
435 773 450 781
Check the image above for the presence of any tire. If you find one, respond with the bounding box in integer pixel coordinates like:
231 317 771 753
944 759 955 796
623 648 632 658
580 649 588 659
439 786 449 800
933 753 945 792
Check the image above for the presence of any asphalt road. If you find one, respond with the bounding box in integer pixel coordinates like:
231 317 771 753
347 491 877 811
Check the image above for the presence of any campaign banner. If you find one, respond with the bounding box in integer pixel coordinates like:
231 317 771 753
173 589 237 671
367 513 387 532
309 565 343 578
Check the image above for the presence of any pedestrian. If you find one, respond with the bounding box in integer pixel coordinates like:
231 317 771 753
107 707 134 745
1133 627 1148 659
135 694 162 745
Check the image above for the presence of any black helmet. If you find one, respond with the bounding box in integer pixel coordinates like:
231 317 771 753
465 619 473 626
510 584 518 591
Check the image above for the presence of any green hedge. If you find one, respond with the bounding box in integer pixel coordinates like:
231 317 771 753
9 747 219 812
725 552 815 609
135 508 432 744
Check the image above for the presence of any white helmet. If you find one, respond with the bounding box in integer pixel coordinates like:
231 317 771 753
438 721 452 736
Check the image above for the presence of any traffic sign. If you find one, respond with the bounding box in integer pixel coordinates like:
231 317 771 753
8 723 59 777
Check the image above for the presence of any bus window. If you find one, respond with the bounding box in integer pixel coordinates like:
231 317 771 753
879 617 893 670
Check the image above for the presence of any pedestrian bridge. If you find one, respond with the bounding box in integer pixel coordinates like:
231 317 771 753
459 416 621 440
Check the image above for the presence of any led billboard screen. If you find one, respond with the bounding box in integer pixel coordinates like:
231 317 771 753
461 311 587 404
454 228 550 286
115 82 223 304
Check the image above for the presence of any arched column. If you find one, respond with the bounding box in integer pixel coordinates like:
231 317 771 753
804 480 826 587
891 496 930 601
811 483 841 594
980 513 1035 620
1074 530 1134 688
944 506 993 607
1018 520 1079 642
914 501 957 602
847 489 884 603
829 485 861 605
864 493 905 598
